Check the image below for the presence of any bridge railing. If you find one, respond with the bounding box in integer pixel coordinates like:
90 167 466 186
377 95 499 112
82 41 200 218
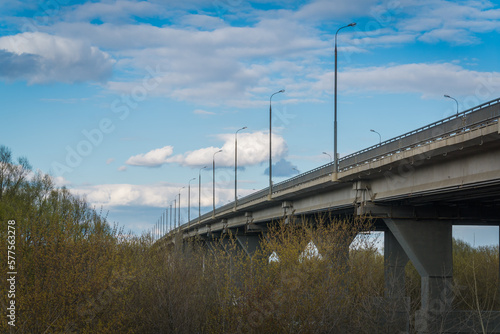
338 97 500 171
185 97 500 231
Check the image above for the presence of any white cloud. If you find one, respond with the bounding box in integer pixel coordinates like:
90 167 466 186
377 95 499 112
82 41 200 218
70 181 253 208
43 17 330 105
352 32 417 47
62 0 164 24
294 0 378 21
167 131 288 167
0 32 114 84
106 158 115 165
336 63 500 99
0 0 40 13
180 14 226 30
193 109 216 115
125 146 174 167
53 175 71 187
396 0 500 45
418 28 479 45
4 0 498 104
323 0 500 49
118 166 127 172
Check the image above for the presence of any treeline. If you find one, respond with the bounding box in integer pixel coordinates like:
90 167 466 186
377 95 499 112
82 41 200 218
0 145 498 333
0 145 142 332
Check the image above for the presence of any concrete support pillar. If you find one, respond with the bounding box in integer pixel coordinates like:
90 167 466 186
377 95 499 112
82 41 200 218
383 229 410 333
235 234 264 258
173 232 183 253
314 230 356 290
384 229 409 299
282 201 293 224
384 218 453 333
204 235 223 255
181 239 193 257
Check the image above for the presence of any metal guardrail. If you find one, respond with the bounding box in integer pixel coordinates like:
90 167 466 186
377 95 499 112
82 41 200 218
184 97 500 231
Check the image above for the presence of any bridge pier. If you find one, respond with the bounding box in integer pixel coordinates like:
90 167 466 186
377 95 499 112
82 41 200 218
384 218 453 333
235 234 265 258
384 228 409 299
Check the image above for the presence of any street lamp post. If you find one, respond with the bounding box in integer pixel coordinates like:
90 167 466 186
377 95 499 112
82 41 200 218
213 150 222 217
269 89 285 199
370 129 381 144
178 187 185 228
444 94 459 115
235 126 247 209
334 22 356 174
188 177 196 225
199 166 207 223
169 203 172 232
173 199 176 229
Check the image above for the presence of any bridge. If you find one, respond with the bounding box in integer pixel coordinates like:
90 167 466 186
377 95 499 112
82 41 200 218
163 97 500 333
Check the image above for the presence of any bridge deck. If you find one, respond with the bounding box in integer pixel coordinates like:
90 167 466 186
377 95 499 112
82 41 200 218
175 97 500 237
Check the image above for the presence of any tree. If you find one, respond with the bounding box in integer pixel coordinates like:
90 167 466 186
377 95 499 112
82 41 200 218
0 145 32 201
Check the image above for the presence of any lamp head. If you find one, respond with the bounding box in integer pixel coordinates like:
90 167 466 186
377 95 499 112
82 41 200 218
444 94 451 98
279 89 285 93
348 22 357 27
370 129 375 132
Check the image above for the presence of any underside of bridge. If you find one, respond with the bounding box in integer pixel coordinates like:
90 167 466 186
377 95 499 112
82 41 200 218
171 201 500 333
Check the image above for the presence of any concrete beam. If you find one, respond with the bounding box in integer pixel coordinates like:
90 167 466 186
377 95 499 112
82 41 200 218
235 234 266 258
384 217 453 333
384 219 452 279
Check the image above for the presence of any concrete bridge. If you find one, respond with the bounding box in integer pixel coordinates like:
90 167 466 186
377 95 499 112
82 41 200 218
164 97 500 333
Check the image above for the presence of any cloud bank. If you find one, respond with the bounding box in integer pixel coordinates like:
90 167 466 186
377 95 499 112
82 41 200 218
71 182 253 208
125 131 288 168
126 146 174 167
0 32 114 84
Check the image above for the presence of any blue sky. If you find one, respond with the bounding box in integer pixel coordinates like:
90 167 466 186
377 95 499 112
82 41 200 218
1 0 499 244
